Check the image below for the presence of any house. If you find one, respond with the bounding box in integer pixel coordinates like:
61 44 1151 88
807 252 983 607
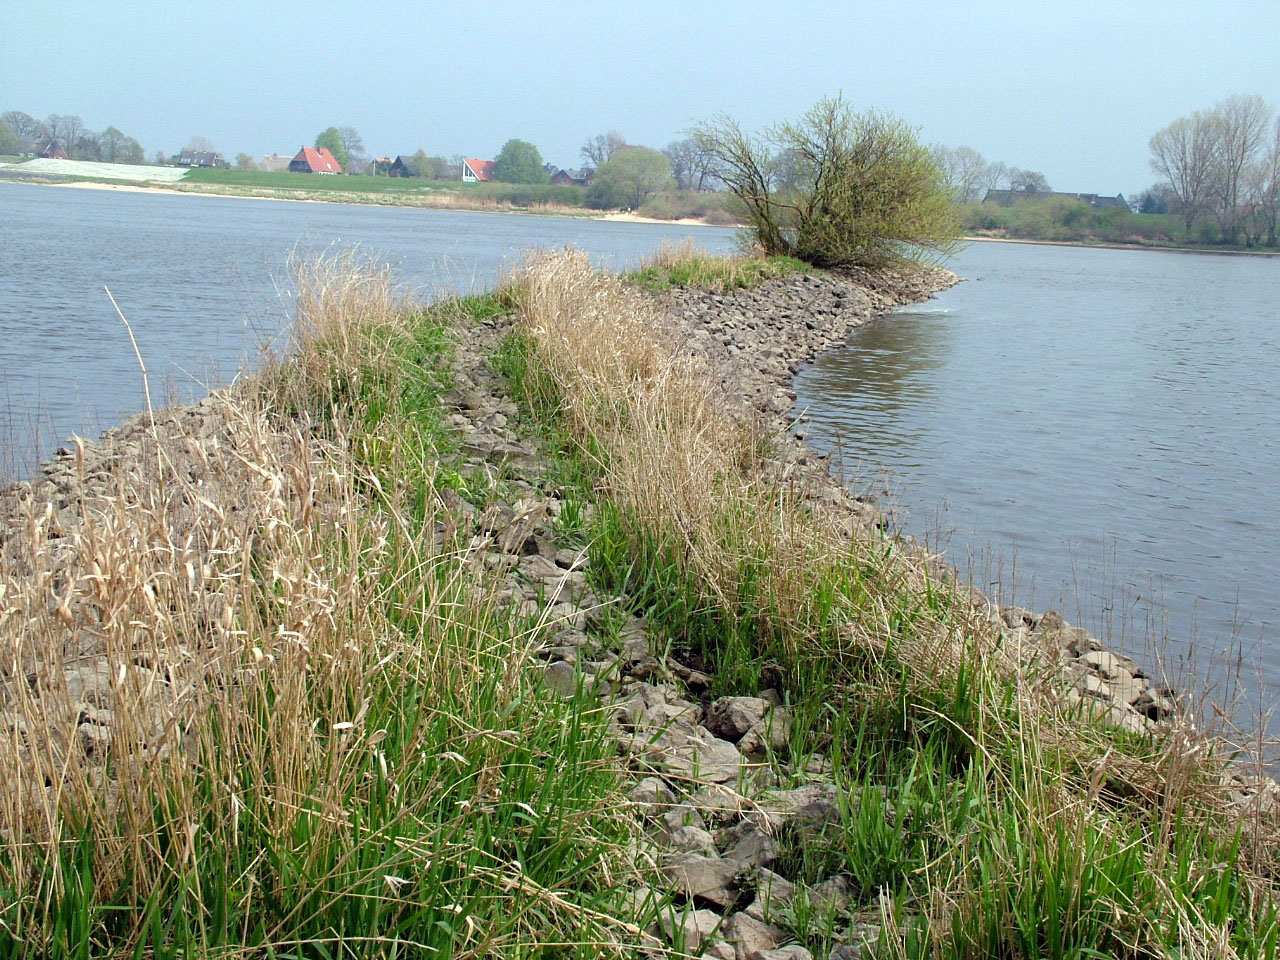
982 189 1128 209
289 146 343 174
40 140 68 160
461 158 494 182
550 167 595 187
177 150 228 168
389 155 417 178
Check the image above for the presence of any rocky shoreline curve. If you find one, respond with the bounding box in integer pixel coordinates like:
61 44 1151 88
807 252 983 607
2 260 1273 957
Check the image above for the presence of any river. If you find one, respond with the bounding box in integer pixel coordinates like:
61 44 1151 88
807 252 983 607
794 240 1279 724
4 184 1277 724
0 181 737 477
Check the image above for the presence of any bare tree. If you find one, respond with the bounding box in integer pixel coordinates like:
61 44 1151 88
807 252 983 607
1210 94 1271 241
2 111 45 152
982 160 1011 193
934 144 990 202
1149 111 1221 230
1245 116 1280 246
186 135 216 153
1009 168 1051 195
338 126 366 170
581 131 626 169
663 137 719 192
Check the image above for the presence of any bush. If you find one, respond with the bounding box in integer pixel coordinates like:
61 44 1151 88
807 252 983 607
690 95 962 268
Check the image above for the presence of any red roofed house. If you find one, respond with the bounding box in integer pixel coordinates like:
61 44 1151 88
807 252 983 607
461 158 494 183
289 146 343 175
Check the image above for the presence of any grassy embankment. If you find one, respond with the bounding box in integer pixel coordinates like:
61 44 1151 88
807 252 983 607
171 168 738 222
1 246 1276 957
961 197 1280 251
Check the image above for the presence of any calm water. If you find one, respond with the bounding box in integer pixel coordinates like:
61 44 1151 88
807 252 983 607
0 182 736 476
794 241 1279 716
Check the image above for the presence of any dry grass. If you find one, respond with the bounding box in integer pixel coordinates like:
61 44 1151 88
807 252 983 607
0 252 637 956
511 247 1280 958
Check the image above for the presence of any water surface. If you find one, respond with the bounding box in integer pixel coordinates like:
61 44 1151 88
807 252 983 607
0 182 736 475
794 241 1279 716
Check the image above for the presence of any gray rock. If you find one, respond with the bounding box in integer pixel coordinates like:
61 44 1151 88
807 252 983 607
662 854 740 908
704 940 737 960
806 875 852 911
706 696 772 742
753 948 813 960
666 825 719 856
658 908 725 951
661 803 707 839
662 728 743 784
723 911 784 959
542 660 578 697
738 708 792 760
724 825 779 869
629 776 675 808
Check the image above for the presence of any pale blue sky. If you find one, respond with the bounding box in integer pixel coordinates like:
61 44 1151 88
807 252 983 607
5 0 1279 197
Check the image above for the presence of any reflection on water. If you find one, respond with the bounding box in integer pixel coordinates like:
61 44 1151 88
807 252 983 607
795 241 1280 725
0 183 737 478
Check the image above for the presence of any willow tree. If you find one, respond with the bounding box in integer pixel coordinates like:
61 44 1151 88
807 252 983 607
691 96 961 268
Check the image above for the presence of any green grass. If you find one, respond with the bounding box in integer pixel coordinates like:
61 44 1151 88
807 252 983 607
625 244 810 293
183 167 595 208
493 252 1280 960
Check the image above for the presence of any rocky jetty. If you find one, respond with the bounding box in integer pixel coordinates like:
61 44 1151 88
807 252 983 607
2 261 1269 958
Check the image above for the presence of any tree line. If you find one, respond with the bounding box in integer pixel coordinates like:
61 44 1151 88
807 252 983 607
1 110 145 164
1147 94 1280 246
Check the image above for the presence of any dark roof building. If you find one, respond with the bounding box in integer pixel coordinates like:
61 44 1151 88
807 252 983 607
177 150 228 168
389 155 417 177
550 167 595 187
982 189 1128 209
289 146 343 174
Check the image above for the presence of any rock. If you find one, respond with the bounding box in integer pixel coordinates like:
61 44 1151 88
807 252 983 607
658 908 725 951
662 728 743 784
806 875 852 911
661 803 707 839
704 940 737 960
629 776 675 808
542 660 578 697
1080 649 1138 679
738 708 792 760
77 721 111 755
662 854 740 908
753 948 813 960
722 911 784 959
666 825 719 856
759 783 840 829
705 696 772 742
724 825 779 869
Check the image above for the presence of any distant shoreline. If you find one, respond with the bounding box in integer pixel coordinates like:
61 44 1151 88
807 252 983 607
1 174 725 228
964 233 1280 257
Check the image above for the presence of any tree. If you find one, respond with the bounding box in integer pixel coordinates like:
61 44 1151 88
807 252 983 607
492 139 546 183
2 111 44 153
0 118 19 156
315 127 349 169
337 126 365 167
691 95 962 268
1210 94 1270 241
664 137 720 192
185 135 216 153
581 131 626 169
1009 167 1051 195
235 153 257 170
933 144 990 202
1149 111 1220 230
586 146 672 209
1137 181 1176 215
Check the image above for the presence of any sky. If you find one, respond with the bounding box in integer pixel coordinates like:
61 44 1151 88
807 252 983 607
4 0 1280 197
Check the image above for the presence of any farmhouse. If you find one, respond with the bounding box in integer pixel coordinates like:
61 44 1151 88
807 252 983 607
289 146 343 175
461 158 494 183
389 156 417 178
982 189 1128 209
177 150 228 168
550 167 595 187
